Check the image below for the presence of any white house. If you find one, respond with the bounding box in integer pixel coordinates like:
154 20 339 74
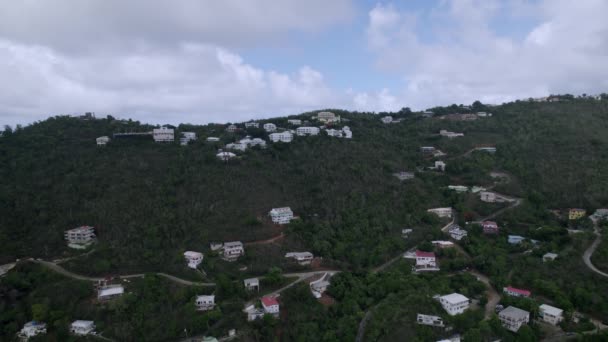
244 121 259 128
225 142 248 151
269 131 293 143
417 314 445 327
222 241 244 261
263 123 277 132
448 225 468 240
381 116 393 124
440 130 464 138
244 278 260 291
18 321 47 339
97 285 124 301
539 304 564 325
432 240 455 248
269 207 294 224
326 128 342 137
394 172 415 181
415 250 439 271
184 251 204 269
244 304 265 321
448 185 469 193
480 191 497 203
342 126 352 139
296 126 320 136
210 242 224 251
180 132 197 145
206 137 220 142
70 320 96 335
427 207 453 218
590 209 608 223
226 124 238 132
246 137 267 148
285 252 314 265
310 273 331 298
475 147 497 153
316 111 340 123
196 295 216 311
439 293 470 316
543 252 558 262
499 306 530 332
433 161 446 172
287 119 302 125
402 228 413 237
153 127 174 142
261 296 280 317
216 152 236 161
64 226 96 249
96 136 110 146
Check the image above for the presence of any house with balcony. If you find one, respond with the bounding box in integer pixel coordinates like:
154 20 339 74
503 286 531 298
285 252 314 265
222 241 244 261
439 293 470 316
427 207 452 218
196 295 216 311
539 304 564 325
269 207 294 224
244 304 265 321
18 321 47 340
244 278 259 291
263 123 277 132
152 127 174 142
415 250 439 272
65 226 96 249
261 296 280 317
296 126 320 136
269 131 293 143
499 306 529 332
184 251 203 269
432 161 446 171
96 136 110 146
70 320 96 335
225 142 248 151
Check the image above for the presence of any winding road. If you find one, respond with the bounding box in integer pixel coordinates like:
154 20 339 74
582 225 608 278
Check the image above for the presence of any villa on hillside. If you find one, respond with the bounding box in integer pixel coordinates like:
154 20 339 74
439 293 470 316
590 209 608 222
432 240 455 248
263 123 277 132
18 321 47 340
96 136 110 146
316 111 340 123
503 286 531 298
480 191 497 202
414 250 439 272
448 185 469 193
206 137 220 142
269 131 293 143
285 252 314 265
65 226 96 249
432 161 446 171
269 207 294 224
180 132 197 145
499 306 529 332
195 295 215 311
244 278 260 291
394 171 415 181
184 251 204 269
543 252 558 262
244 121 259 128
475 147 496 153
482 221 499 234
70 320 96 336
568 208 587 220
427 207 453 218
417 314 445 327
226 124 238 133
222 241 244 261
261 296 280 317
97 285 124 301
296 126 320 136
449 225 468 240
508 235 525 244
539 304 564 325
153 127 174 142
287 119 302 125
381 116 393 123
216 151 236 160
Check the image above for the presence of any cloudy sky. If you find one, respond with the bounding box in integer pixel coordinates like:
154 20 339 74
1 0 608 127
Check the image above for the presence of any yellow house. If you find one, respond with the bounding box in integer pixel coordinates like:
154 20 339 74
569 208 586 220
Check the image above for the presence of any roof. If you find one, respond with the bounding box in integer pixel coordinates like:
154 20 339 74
223 241 243 248
416 250 435 258
285 252 313 259
261 296 279 307
539 304 563 316
500 306 529 319
543 252 558 258
440 293 469 304
244 277 259 285
184 251 202 257
98 286 124 297
271 207 292 213
24 321 46 328
482 221 497 227
66 226 94 233
71 320 94 328
197 294 215 300
505 286 531 296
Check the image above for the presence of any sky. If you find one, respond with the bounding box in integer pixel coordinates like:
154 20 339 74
1 0 608 127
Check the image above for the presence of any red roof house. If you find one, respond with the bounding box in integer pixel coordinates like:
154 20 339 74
503 286 531 298
482 221 499 234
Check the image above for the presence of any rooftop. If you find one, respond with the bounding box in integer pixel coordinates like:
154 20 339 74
416 250 435 258
441 293 469 304
261 296 279 307
500 306 529 319
505 286 531 296
539 304 563 316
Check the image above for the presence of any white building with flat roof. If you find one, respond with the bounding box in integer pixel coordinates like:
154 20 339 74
296 127 320 136
543 252 558 262
96 136 110 146
499 306 529 332
70 320 95 335
287 119 302 125
206 137 220 142
98 285 124 301
439 293 470 316
539 304 564 325
427 207 453 218
480 191 497 202
18 321 47 339
269 131 293 143
269 207 294 224
216 152 236 161
244 121 259 128
381 116 393 123
263 123 277 132
153 127 174 142
65 226 96 249
244 278 260 291
285 252 314 265
195 295 215 311
184 251 203 269
417 314 445 327
316 111 340 123
180 132 197 145
222 241 244 261
225 142 248 151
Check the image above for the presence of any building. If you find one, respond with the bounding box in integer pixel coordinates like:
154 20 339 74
439 293 470 316
310 273 331 298
18 321 47 339
240 137 266 148
97 285 124 301
394 172 415 181
244 304 265 321
96 136 110 146
152 127 174 142
287 119 302 125
210 242 224 251
226 124 238 133
417 314 445 327
216 152 236 161
480 191 497 203
476 112 493 117
268 131 293 143
64 226 96 249
439 130 464 138
225 142 248 151
296 126 320 136
470 186 486 193
285 252 314 265
569 208 587 220
196 295 216 311
244 278 260 291
482 221 499 234
421 146 436 154
316 111 340 123
402 228 413 238
449 225 468 240
448 185 469 193
508 235 525 244
503 286 531 298
381 116 393 124
261 296 280 317
434 161 446 171
263 123 277 132
206 137 220 142
269 207 294 224
415 250 439 271
539 304 564 325
499 306 530 332
70 320 95 335
543 252 558 262
180 132 197 145
342 126 353 139
222 241 244 261
432 241 455 248
475 147 497 153
590 209 608 223
184 251 203 269
437 336 461 342
244 121 259 128
427 207 453 218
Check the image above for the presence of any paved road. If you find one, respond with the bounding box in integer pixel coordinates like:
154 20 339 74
582 225 608 278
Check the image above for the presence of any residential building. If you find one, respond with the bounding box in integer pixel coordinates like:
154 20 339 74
590 209 608 223
342 126 352 138
482 221 499 234
263 123 277 132
195 295 215 311
268 131 293 143
96 136 110 146
206 137 220 142
216 151 236 160
97 285 124 301
394 171 415 181
287 119 302 125
448 185 469 193
64 226 96 249
434 161 446 171
421 146 436 154
402 228 413 238
415 250 439 271
437 336 461 342
439 293 470 316
180 132 197 145
152 127 174 142
261 296 280 317
225 142 248 151
569 208 587 220
244 278 259 291
381 116 393 123
310 274 331 298
539 304 564 325
508 235 525 245
70 320 95 335
432 240 455 248
226 124 238 133
18 321 47 339
427 207 453 218
476 112 492 117
470 186 486 193
244 121 259 128
449 225 468 240
296 126 320 136
543 252 558 262
184 251 203 269
316 111 340 123
439 130 464 138
222 241 244 261
480 191 497 203
475 147 497 153
210 242 224 251
499 306 530 332
269 207 294 224
241 137 266 148
243 304 265 321
503 286 531 298
417 314 445 327
285 252 314 265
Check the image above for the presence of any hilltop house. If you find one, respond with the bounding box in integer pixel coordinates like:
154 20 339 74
269 131 293 143
285 252 314 265
269 207 294 224
216 152 236 160
296 126 320 136
475 147 497 153
222 241 244 261
508 235 525 244
417 314 445 327
244 121 259 128
261 296 280 317
244 278 259 291
263 123 277 132
499 306 530 332
569 208 587 220
439 293 470 316
153 127 174 142
503 286 531 298
195 295 215 311
539 304 564 325
449 225 468 240
439 130 464 138
415 250 439 271
394 171 415 181
206 137 220 142
590 209 608 222
287 119 302 125
381 116 393 123
226 124 238 133
180 132 197 146
18 321 47 339
427 207 453 218
184 251 203 269
482 221 499 234
316 111 340 123
70 320 95 335
97 285 124 301
543 252 558 262
65 226 96 249
96 136 110 146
